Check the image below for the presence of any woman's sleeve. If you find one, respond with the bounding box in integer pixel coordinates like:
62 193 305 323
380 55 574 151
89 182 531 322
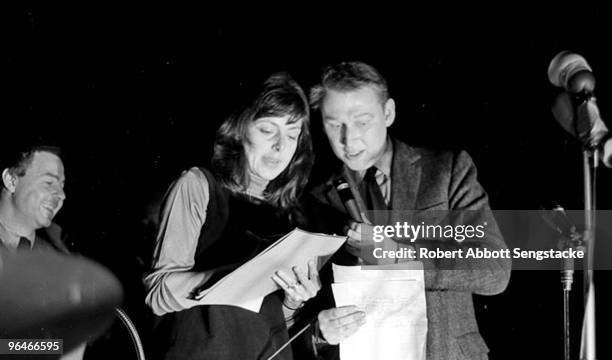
144 168 214 316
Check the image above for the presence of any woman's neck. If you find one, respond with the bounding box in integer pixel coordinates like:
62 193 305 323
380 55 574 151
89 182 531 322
244 170 269 199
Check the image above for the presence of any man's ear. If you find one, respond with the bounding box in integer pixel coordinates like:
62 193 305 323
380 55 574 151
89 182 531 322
2 169 17 193
384 98 396 127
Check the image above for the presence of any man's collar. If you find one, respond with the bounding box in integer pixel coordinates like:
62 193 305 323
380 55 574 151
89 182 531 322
0 217 36 249
374 138 393 178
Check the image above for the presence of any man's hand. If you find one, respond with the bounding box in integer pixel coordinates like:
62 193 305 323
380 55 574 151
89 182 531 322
346 221 375 252
346 221 397 264
317 306 366 345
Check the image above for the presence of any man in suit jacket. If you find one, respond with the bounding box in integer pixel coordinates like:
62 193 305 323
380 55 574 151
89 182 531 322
305 61 511 360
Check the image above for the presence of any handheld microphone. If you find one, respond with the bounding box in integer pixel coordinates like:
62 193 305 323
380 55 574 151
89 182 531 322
333 177 363 223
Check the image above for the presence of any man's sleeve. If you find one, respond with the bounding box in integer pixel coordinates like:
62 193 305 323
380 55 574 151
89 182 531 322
418 150 511 295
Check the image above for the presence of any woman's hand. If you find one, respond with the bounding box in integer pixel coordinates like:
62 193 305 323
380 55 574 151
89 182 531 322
272 259 321 309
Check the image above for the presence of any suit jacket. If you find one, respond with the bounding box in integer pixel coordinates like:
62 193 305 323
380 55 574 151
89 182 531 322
306 138 511 360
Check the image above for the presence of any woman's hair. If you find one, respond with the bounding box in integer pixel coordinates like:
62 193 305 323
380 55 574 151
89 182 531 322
211 72 313 210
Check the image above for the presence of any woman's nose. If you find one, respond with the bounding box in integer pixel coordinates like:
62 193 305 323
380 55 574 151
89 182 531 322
272 134 285 152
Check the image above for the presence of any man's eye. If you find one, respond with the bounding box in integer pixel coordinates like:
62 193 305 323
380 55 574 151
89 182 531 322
326 122 341 129
259 127 273 134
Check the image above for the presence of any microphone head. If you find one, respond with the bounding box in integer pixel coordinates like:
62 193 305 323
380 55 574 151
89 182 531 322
540 202 573 235
334 177 354 202
333 177 349 190
548 51 594 93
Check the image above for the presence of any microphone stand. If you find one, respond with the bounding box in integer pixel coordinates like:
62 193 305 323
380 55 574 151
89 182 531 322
580 148 598 360
562 259 572 360
560 91 602 360
553 148 598 360
548 53 604 359
556 225 582 360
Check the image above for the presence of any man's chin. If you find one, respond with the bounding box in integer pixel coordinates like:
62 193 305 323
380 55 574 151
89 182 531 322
343 159 370 172
37 217 53 228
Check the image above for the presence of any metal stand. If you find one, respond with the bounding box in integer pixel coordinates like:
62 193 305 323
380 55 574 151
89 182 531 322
115 307 146 360
558 227 582 360
561 248 574 360
580 150 598 360
553 148 598 360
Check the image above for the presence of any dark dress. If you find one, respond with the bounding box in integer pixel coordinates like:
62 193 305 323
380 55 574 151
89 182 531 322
152 168 295 360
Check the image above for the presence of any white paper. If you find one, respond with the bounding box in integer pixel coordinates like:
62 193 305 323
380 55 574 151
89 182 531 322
196 228 346 312
332 263 427 360
332 262 424 283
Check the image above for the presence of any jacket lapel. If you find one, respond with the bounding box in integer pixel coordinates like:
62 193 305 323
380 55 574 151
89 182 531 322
390 138 421 211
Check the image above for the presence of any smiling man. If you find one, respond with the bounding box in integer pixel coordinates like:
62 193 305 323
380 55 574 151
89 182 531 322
305 62 511 360
0 142 68 253
0 141 92 360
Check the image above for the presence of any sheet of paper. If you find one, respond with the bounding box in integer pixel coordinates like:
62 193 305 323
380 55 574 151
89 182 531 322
196 228 346 312
333 262 423 283
332 265 427 360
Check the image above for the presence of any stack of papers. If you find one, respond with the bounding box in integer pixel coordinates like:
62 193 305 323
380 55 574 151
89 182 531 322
332 262 427 360
195 228 346 312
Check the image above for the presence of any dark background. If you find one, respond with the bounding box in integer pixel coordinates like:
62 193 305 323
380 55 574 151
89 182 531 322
4 2 612 359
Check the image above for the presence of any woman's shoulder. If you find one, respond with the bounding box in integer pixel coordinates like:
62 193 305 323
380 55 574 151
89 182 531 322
171 167 213 196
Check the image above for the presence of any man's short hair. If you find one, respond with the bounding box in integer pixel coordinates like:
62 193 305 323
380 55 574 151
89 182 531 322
309 61 390 110
0 141 62 186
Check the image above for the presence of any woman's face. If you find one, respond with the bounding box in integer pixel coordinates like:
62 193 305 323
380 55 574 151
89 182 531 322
244 115 303 181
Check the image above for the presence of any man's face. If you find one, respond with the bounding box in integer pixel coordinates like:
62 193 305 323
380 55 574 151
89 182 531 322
321 86 395 171
11 151 66 229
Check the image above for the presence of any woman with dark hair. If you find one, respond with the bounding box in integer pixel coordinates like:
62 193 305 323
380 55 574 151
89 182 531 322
144 73 318 360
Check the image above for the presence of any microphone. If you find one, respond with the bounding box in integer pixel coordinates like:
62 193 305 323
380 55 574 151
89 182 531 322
548 51 595 94
551 91 610 149
541 202 575 236
549 51 612 164
540 202 578 294
333 177 363 223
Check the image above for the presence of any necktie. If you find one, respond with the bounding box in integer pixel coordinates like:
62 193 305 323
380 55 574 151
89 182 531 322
360 167 389 227
17 237 31 251
361 167 387 211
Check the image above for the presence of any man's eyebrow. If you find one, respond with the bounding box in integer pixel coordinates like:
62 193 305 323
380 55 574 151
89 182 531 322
41 172 62 181
354 112 374 119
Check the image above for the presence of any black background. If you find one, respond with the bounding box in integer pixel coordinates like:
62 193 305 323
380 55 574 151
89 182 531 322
4 2 612 359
